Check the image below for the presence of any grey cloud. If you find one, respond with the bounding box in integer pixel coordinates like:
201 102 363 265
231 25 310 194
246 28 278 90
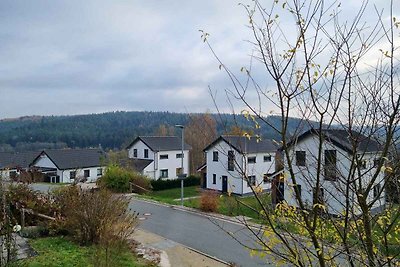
0 0 393 118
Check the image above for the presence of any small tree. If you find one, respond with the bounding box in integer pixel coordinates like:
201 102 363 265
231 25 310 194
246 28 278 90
185 113 217 174
0 175 17 266
203 0 400 266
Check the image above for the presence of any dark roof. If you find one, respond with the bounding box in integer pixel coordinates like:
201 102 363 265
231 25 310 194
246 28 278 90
196 162 207 172
127 136 191 151
284 128 382 153
0 151 40 169
118 158 153 172
204 135 277 154
32 149 106 170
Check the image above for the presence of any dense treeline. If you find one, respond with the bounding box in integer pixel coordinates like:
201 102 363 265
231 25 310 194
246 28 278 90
0 111 312 151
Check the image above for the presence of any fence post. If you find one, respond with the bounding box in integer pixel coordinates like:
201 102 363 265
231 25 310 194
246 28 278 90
21 208 25 228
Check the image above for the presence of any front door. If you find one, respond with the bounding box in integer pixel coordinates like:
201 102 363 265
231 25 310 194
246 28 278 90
222 176 228 193
202 173 207 188
277 181 284 203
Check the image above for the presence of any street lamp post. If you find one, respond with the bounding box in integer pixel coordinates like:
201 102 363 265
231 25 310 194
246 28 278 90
175 124 185 206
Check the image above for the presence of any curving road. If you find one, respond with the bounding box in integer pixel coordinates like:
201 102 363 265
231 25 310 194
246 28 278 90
29 183 275 266
129 198 274 267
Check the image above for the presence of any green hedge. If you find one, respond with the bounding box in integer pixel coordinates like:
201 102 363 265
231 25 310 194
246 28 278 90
151 175 201 191
98 165 152 193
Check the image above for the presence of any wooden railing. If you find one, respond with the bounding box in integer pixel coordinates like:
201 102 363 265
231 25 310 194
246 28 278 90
129 182 151 193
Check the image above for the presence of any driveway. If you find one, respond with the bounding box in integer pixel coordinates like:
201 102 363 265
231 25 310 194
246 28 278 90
29 183 62 193
129 198 274 267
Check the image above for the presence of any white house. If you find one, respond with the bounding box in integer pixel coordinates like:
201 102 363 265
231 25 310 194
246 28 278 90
203 135 277 195
126 136 190 180
0 151 39 180
30 149 106 183
281 128 385 216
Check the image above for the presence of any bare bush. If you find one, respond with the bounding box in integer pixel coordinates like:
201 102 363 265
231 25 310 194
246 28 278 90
54 186 138 246
199 191 219 212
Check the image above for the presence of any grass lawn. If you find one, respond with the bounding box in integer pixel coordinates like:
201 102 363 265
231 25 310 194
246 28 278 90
141 186 201 204
140 185 272 221
16 237 152 267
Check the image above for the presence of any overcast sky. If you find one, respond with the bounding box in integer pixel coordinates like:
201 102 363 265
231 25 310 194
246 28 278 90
0 0 395 119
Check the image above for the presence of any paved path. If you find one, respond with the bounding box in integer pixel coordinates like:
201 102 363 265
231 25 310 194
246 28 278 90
129 198 274 267
134 229 227 267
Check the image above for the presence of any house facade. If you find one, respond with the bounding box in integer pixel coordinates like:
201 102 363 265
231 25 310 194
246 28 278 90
281 129 385 216
0 151 39 180
31 149 106 183
203 135 277 195
127 136 190 180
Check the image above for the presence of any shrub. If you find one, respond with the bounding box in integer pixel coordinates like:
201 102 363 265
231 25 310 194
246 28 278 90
6 184 58 226
151 175 201 191
130 173 152 194
199 191 219 212
54 186 138 246
98 165 151 193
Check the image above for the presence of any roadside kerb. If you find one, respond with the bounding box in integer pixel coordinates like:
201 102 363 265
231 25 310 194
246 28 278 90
129 195 264 231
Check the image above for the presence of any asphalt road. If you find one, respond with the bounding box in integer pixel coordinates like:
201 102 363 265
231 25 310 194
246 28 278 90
129 198 274 267
29 183 62 193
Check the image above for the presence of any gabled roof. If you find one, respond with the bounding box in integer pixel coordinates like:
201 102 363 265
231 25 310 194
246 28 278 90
0 151 39 169
118 158 153 172
204 135 277 154
31 149 106 170
127 136 191 151
284 128 382 154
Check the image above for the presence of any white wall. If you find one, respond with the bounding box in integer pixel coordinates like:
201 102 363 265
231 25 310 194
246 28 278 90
60 166 106 183
0 170 9 180
242 152 275 194
33 154 105 183
205 140 276 195
128 139 189 180
34 155 57 169
283 134 385 216
205 140 243 194
155 150 189 180
128 140 155 160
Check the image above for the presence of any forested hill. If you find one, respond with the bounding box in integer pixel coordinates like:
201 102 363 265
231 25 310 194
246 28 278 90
0 111 312 152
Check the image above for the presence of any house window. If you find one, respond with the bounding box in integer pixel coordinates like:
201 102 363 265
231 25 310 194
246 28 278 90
133 149 137 157
144 149 149 158
70 171 76 179
248 156 256 164
176 153 183 158
373 184 381 198
228 150 235 171
97 168 103 176
9 171 17 179
313 187 325 205
324 150 337 181
84 170 90 178
212 174 216 184
213 151 218 162
247 175 256 187
160 169 168 178
296 151 306 166
264 155 272 162
294 184 302 198
160 154 168 160
176 168 182 176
